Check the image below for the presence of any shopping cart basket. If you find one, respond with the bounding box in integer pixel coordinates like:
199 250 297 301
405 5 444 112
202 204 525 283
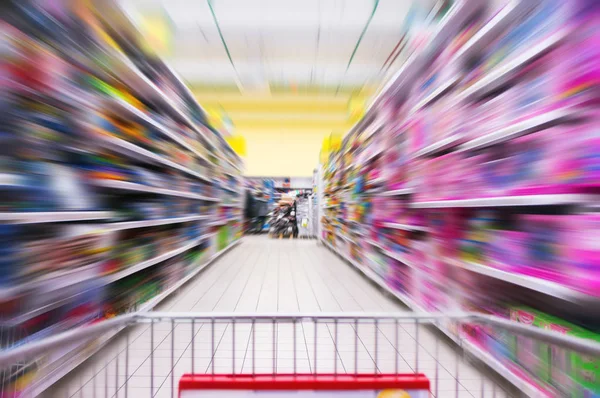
1 312 600 397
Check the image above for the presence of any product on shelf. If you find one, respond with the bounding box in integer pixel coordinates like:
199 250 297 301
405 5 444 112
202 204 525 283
320 0 600 395
469 306 600 398
1 1 243 395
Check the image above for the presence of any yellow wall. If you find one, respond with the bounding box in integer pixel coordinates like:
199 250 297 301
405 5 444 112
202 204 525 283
194 91 364 177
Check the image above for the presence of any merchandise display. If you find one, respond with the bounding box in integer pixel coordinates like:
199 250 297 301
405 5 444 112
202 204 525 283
4 0 600 397
0 1 242 395
466 306 600 398
321 0 600 396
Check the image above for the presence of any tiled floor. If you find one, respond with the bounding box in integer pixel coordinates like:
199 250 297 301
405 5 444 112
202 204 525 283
45 236 518 398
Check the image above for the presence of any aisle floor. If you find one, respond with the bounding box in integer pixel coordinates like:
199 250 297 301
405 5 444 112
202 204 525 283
47 236 516 398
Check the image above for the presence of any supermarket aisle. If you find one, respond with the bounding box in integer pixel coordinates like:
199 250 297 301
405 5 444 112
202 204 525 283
48 236 516 398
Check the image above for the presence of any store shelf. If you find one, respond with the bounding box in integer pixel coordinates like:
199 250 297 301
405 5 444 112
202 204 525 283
375 0 483 105
322 239 424 312
361 147 385 163
451 0 531 65
460 338 550 398
410 74 460 113
103 215 211 231
91 179 219 201
207 217 240 227
101 234 210 285
456 28 569 103
381 249 418 269
336 233 354 243
220 183 238 191
5 3 245 395
137 239 239 312
27 323 121 397
114 98 211 163
410 134 463 159
104 44 216 148
342 0 483 144
0 263 105 325
410 194 598 208
0 265 94 305
430 313 551 397
369 177 386 186
323 239 547 397
366 239 385 251
0 211 114 224
97 134 211 182
27 238 241 397
446 258 596 304
220 203 242 208
381 222 431 232
372 188 415 196
459 107 576 152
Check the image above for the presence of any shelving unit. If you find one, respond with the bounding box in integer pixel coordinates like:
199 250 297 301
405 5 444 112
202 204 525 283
96 133 212 182
320 1 600 397
410 194 598 208
445 258 595 304
1 1 244 395
26 240 241 397
380 222 431 232
101 235 212 284
92 179 220 201
0 211 115 224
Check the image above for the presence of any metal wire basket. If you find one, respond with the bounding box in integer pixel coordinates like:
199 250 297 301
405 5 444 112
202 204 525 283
1 312 599 397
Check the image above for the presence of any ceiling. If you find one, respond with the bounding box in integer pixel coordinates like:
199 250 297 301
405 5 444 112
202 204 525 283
120 0 437 93
119 0 439 176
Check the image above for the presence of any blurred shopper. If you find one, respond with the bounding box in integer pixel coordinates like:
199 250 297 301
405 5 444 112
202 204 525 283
244 189 257 233
254 193 269 233
291 199 299 238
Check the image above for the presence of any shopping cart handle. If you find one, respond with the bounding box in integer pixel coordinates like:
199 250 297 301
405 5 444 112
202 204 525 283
179 374 431 397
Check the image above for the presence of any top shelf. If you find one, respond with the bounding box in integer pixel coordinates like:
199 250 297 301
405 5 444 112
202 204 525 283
91 1 242 166
342 0 549 144
343 0 485 142
410 194 599 208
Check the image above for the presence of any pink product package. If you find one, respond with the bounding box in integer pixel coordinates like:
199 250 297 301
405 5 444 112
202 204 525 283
411 159 431 201
410 239 428 268
457 154 487 198
487 230 528 272
547 123 600 190
404 119 420 155
565 214 600 295
468 93 512 141
509 55 562 122
437 154 461 200
571 123 600 188
519 214 569 283
559 11 600 105
426 158 443 200
415 111 432 151
448 153 468 199
506 131 553 195
413 277 438 312
434 153 455 200
427 97 457 144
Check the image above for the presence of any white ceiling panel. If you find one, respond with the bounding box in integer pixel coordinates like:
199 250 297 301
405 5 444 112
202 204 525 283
122 0 435 89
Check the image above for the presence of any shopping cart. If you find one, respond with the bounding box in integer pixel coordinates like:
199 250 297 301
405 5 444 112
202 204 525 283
1 312 599 398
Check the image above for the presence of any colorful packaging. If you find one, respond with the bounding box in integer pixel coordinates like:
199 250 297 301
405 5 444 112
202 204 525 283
510 307 600 398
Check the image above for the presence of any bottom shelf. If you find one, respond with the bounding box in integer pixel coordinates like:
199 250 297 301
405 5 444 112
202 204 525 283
321 239 424 313
138 239 241 312
27 239 242 396
320 238 544 398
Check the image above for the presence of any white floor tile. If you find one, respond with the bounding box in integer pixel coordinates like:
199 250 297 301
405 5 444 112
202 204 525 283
44 237 518 398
